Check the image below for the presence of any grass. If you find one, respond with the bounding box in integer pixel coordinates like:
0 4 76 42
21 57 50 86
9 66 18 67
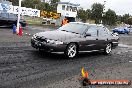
26 17 43 25
23 16 59 29
25 16 59 29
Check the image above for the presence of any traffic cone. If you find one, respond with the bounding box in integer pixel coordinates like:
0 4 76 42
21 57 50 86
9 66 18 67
12 24 16 34
18 25 23 36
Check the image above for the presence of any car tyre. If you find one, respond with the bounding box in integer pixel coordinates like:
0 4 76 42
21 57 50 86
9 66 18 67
38 48 43 52
103 43 112 55
65 43 77 58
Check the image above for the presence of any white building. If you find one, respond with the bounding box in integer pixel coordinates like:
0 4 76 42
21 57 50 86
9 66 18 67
57 2 80 22
42 2 80 26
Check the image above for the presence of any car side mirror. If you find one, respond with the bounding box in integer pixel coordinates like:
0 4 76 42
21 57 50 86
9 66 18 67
85 33 91 36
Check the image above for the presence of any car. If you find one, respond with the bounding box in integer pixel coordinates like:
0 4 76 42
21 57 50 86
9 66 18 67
127 25 132 32
31 22 119 58
112 27 130 34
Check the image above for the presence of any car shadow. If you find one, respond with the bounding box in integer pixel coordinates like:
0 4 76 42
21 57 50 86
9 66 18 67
31 50 65 60
31 50 103 61
77 52 102 58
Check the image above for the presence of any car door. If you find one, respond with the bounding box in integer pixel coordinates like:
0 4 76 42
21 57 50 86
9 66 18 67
98 27 110 49
83 26 100 51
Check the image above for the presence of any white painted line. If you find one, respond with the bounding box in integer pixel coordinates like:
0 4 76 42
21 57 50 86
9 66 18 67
129 61 132 62
118 44 132 48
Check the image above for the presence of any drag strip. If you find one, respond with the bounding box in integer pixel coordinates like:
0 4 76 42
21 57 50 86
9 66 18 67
0 28 132 88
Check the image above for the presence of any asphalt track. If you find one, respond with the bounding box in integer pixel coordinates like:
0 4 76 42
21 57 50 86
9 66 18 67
0 27 132 88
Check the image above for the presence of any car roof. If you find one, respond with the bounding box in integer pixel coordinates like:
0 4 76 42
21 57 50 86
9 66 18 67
69 22 104 27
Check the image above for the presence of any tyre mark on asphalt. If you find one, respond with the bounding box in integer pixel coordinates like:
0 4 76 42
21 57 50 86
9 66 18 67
1 54 131 88
0 54 130 83
0 45 132 87
1 64 80 88
0 50 102 86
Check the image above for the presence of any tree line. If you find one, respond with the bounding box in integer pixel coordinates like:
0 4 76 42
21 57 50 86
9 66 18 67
77 3 132 25
7 0 59 12
8 0 132 25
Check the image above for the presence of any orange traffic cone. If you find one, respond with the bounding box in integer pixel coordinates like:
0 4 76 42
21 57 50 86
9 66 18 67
18 25 23 36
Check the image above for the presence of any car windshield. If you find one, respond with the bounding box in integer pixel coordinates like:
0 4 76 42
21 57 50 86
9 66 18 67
58 23 88 34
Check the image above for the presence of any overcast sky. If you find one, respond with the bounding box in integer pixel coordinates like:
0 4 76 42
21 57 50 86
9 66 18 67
61 0 132 15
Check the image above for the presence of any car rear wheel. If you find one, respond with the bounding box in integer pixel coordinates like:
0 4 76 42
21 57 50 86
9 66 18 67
38 48 43 52
65 43 77 58
104 43 112 55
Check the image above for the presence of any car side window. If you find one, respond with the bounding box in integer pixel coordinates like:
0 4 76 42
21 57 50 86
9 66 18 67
98 27 109 37
86 26 98 37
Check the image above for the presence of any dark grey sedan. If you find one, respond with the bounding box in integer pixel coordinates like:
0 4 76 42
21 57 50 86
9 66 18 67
31 22 119 58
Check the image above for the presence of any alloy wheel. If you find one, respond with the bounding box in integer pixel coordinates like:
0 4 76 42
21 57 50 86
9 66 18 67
105 43 112 54
65 43 77 58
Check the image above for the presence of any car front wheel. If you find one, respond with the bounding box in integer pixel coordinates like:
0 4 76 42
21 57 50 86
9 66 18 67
104 43 112 55
65 43 77 58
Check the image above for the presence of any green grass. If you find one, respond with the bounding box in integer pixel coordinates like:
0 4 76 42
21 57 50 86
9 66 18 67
26 17 43 25
25 17 58 28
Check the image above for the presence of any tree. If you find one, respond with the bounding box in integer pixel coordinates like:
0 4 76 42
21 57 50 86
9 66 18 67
33 0 41 9
22 0 34 8
77 9 87 22
33 0 40 4
22 0 41 9
50 0 60 12
22 0 53 12
103 9 117 25
85 9 91 20
122 14 131 23
50 0 60 4
37 2 52 11
37 2 46 10
127 17 132 25
91 3 104 24
7 0 19 5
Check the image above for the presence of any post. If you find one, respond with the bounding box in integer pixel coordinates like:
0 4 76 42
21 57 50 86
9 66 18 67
101 1 106 24
16 0 21 33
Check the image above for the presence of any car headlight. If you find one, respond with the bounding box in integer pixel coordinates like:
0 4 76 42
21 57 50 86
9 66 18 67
32 34 37 39
47 39 54 44
55 41 63 45
47 39 63 44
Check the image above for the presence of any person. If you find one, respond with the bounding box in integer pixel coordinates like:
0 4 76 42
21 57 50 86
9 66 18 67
61 18 68 26
12 24 17 34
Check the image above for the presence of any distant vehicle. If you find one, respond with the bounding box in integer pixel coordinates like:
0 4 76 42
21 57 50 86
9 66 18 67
31 22 119 58
127 26 132 32
0 13 27 28
42 18 51 24
112 27 130 34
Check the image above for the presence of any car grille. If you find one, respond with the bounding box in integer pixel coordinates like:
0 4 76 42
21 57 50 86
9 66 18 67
36 36 47 42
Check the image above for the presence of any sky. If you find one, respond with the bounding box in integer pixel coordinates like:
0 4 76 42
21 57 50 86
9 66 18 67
61 0 132 15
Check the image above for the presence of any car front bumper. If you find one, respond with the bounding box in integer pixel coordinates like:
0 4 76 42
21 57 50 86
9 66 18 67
31 38 66 54
112 41 119 49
